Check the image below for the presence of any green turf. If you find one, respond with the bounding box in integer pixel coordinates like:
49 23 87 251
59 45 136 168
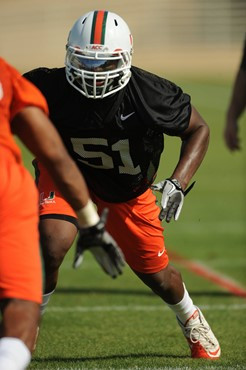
17 76 246 369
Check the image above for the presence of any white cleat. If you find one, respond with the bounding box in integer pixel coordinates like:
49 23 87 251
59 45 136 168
177 307 221 359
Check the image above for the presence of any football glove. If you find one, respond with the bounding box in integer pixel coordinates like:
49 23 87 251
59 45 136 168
151 179 195 223
73 208 125 278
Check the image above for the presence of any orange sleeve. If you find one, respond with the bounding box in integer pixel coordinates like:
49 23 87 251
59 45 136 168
7 63 49 122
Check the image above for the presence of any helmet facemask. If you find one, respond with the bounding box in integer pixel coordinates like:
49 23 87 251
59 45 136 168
66 46 132 99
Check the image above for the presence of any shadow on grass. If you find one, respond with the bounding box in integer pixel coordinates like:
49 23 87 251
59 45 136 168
33 352 188 364
56 287 236 298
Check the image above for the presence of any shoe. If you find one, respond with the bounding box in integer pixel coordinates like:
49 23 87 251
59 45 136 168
177 307 221 359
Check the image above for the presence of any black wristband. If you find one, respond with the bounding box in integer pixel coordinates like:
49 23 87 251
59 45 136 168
167 178 183 192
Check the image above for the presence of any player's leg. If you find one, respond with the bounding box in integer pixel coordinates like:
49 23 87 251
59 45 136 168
33 159 79 310
30 160 79 352
0 299 40 350
0 153 42 369
93 188 220 359
134 267 221 359
134 264 184 303
39 217 78 294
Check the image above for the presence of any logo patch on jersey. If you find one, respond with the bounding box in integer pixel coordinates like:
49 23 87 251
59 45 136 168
120 112 135 121
39 191 56 205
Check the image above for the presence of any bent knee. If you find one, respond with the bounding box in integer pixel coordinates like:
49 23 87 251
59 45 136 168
135 264 182 293
39 218 77 265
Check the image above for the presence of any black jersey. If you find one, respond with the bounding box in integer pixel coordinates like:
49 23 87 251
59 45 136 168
24 66 191 202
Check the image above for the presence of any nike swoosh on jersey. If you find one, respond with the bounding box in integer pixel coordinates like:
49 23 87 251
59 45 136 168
158 249 165 257
120 112 135 121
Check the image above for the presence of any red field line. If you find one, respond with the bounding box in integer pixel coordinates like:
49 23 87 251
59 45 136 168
169 251 246 298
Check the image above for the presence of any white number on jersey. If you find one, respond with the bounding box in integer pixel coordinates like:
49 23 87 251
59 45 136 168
71 137 141 176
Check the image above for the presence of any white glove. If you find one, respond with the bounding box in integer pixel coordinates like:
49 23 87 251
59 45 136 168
73 208 125 278
151 178 184 222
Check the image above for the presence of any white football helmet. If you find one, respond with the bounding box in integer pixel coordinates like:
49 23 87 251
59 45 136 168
65 10 133 99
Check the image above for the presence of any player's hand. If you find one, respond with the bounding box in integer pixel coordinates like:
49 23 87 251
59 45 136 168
73 208 125 278
224 119 240 151
151 178 184 222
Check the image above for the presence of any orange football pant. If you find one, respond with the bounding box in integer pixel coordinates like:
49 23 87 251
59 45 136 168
0 149 42 303
34 160 169 274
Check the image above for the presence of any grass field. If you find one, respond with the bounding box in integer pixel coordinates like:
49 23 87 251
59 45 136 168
18 76 246 369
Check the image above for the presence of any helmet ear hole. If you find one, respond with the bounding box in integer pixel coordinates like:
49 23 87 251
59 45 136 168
65 10 133 99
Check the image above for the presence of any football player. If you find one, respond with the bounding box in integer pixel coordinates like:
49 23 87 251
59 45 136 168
0 57 123 370
24 10 220 359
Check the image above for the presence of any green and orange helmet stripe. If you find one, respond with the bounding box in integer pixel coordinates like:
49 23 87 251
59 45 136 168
90 10 109 44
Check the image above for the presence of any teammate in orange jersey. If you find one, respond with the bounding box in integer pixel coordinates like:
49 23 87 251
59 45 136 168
24 10 221 360
0 57 124 370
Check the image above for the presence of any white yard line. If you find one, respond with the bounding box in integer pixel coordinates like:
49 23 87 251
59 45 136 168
47 303 246 313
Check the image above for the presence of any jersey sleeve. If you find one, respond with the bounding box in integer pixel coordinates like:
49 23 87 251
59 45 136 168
129 67 191 136
7 63 48 122
23 68 61 108
23 68 50 95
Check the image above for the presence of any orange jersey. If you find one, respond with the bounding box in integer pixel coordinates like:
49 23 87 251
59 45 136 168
0 57 48 163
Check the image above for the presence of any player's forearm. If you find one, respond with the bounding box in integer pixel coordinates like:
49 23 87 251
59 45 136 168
11 107 92 212
43 158 99 226
226 69 246 121
44 155 90 207
171 123 209 190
